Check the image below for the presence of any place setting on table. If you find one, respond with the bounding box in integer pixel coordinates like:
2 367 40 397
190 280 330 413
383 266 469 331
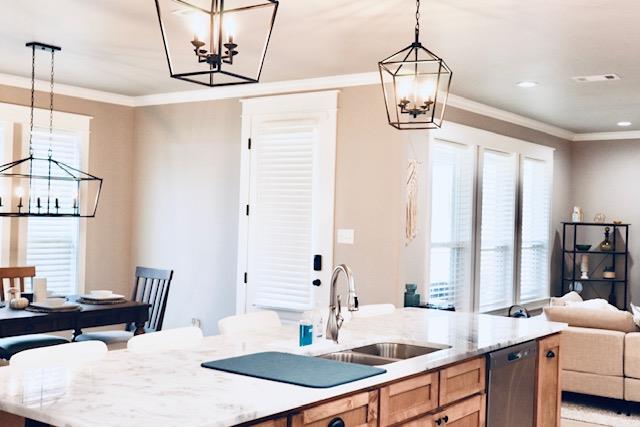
3 277 128 314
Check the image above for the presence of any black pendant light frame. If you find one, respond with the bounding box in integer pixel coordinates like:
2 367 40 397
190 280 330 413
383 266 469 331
0 42 103 218
378 0 453 130
155 0 279 88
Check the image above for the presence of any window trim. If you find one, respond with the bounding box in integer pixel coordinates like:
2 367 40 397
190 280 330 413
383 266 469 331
428 122 554 312
0 102 92 295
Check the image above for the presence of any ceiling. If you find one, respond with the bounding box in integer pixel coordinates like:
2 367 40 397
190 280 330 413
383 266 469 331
1 0 639 133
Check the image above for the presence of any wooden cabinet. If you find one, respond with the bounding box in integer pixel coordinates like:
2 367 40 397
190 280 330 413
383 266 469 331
291 390 379 427
438 357 485 406
431 394 485 427
252 418 288 427
379 372 439 425
399 395 485 427
535 333 561 427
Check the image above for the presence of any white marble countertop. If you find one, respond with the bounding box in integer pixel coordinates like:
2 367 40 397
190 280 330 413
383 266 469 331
0 309 565 427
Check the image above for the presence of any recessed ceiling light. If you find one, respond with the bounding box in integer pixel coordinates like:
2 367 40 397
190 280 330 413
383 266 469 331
617 121 632 127
516 81 538 88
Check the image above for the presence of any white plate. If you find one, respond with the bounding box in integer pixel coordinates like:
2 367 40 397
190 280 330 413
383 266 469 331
31 301 80 310
79 293 125 301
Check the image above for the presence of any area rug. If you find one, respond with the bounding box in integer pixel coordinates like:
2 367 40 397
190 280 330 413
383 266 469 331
562 393 640 426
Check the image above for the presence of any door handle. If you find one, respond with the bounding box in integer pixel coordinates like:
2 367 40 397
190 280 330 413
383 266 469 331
435 418 442 426
327 417 344 427
313 254 322 271
443 415 449 423
312 279 321 287
546 350 556 358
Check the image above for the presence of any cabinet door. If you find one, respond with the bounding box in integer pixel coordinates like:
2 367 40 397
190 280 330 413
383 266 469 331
379 372 439 425
291 390 378 427
431 394 486 427
535 334 561 427
439 357 485 406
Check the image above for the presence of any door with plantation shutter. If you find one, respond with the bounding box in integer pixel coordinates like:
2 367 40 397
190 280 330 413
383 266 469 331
237 92 337 320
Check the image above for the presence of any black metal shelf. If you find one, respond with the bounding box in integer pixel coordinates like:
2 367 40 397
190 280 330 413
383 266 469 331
561 222 630 310
562 222 630 227
562 250 628 255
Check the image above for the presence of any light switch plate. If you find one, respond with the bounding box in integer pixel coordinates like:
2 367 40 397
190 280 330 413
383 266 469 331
337 229 355 245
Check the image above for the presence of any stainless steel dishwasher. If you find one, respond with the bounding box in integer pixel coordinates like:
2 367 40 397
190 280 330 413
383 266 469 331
487 340 537 427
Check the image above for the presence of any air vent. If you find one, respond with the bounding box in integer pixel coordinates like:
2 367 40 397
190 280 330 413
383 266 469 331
572 74 621 83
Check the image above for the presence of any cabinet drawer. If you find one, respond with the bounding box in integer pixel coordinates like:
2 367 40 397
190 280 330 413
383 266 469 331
380 372 439 425
439 357 485 406
291 390 378 427
251 418 287 427
431 394 485 427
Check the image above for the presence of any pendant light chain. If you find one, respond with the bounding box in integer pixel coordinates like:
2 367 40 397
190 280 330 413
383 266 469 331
48 50 55 159
28 45 36 157
414 0 421 42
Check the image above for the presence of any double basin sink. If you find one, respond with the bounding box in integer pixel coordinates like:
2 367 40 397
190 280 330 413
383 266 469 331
317 342 451 366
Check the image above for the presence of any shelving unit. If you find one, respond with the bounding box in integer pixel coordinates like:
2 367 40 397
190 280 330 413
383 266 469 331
561 222 630 309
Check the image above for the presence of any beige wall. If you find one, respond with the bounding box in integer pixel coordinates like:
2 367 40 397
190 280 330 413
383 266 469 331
132 100 241 334
334 84 572 307
0 81 574 333
0 84 134 297
570 139 640 305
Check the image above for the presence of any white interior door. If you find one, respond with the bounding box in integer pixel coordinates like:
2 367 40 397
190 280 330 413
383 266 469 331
236 92 338 321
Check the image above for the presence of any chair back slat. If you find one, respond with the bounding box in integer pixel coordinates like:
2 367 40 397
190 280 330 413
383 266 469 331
0 267 36 301
129 267 173 333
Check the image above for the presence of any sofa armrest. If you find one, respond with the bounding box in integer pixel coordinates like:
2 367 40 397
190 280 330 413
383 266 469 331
562 326 624 376
625 333 640 379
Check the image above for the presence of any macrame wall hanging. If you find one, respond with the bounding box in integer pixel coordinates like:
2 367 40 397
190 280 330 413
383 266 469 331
405 159 418 245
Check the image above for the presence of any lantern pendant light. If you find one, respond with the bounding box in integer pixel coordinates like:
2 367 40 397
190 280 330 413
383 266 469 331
0 42 103 218
155 0 279 87
378 0 453 130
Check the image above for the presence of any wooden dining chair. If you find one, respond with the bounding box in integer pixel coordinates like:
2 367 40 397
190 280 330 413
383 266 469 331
0 266 70 360
75 266 174 349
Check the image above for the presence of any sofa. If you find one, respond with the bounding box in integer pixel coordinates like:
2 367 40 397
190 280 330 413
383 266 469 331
544 292 640 402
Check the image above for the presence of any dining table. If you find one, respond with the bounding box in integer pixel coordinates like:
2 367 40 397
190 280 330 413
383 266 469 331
0 296 150 340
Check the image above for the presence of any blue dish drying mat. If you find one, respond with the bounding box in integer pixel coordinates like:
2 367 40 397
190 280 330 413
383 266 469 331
201 351 386 388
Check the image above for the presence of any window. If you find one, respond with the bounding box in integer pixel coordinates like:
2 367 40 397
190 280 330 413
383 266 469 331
478 150 517 312
519 157 551 302
427 123 553 312
25 128 82 296
428 140 474 311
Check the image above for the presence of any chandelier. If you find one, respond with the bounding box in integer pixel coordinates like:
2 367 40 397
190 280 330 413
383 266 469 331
378 0 453 130
154 0 279 87
0 42 103 218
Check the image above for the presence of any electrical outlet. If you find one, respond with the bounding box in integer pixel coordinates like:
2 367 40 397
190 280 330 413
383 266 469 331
191 318 202 329
337 229 355 244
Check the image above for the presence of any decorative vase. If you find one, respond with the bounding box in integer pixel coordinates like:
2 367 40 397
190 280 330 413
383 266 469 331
580 254 589 279
600 227 613 252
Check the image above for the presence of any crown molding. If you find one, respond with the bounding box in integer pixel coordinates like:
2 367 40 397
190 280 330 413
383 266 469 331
445 93 575 141
0 73 135 107
573 130 640 142
2 70 639 142
133 72 379 107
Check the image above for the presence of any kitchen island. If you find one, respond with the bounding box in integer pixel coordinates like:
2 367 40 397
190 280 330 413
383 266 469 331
0 308 565 427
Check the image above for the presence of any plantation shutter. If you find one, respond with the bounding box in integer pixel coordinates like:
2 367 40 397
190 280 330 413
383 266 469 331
26 128 81 295
519 157 551 302
478 149 517 312
246 119 316 311
428 140 474 311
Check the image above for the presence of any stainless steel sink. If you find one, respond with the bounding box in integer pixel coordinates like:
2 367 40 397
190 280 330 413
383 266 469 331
317 351 396 366
350 342 451 360
316 342 450 366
